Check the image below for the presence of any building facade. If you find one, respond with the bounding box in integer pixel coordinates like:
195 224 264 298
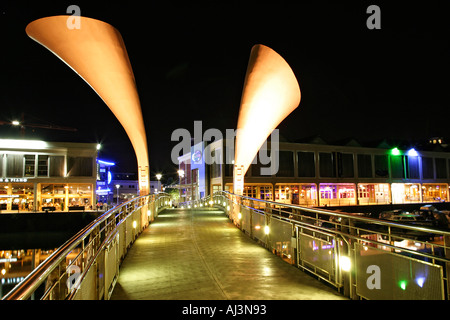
179 138 450 207
177 141 208 203
0 139 98 212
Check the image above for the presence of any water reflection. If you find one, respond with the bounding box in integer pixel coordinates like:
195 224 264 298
0 248 57 298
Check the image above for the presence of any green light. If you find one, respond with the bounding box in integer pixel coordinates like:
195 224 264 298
399 280 407 290
391 147 401 156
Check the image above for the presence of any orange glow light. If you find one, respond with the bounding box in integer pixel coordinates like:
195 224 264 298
26 16 149 194
234 44 301 194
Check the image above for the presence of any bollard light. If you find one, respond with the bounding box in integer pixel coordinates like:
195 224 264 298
399 280 407 291
339 256 351 272
132 221 137 229
416 277 425 288
264 225 270 235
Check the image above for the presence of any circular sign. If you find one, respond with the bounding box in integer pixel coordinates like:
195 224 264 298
192 150 202 163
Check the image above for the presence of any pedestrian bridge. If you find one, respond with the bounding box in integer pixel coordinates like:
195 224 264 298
3 192 450 300
110 207 343 300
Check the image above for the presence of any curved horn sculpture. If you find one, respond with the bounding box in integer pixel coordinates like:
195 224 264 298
234 44 301 195
26 16 149 195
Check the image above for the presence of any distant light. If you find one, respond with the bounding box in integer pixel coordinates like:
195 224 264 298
407 148 418 157
339 256 351 272
390 148 401 156
399 280 407 290
12 120 20 126
155 173 162 180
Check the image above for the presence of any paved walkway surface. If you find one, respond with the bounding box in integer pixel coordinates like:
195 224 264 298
110 208 346 300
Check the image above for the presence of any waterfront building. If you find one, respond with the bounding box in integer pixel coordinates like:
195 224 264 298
0 139 97 212
178 137 450 207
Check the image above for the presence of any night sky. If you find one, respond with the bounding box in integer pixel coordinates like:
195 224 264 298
1 1 449 182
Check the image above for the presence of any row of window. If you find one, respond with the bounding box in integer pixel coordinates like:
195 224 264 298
219 151 450 180
0 154 94 178
234 183 449 205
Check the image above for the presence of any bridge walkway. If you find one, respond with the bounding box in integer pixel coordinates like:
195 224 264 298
110 208 346 300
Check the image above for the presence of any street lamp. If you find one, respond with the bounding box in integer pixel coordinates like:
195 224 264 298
177 169 185 204
155 173 162 193
115 184 120 206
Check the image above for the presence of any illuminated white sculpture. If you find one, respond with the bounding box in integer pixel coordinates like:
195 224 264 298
234 44 301 195
26 16 149 195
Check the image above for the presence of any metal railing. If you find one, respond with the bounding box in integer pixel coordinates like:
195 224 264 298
2 193 171 300
211 191 450 300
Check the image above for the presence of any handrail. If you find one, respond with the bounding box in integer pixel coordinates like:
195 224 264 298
2 208 116 300
218 190 450 236
212 190 450 299
2 193 170 300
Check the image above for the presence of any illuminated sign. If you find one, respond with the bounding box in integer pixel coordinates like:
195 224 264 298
0 178 28 183
192 150 202 163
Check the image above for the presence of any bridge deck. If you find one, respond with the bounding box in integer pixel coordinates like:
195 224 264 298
110 208 346 300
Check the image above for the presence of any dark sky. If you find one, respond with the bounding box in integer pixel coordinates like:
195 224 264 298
1 1 449 181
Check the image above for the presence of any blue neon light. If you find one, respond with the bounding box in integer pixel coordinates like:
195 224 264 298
97 159 116 166
107 171 112 184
